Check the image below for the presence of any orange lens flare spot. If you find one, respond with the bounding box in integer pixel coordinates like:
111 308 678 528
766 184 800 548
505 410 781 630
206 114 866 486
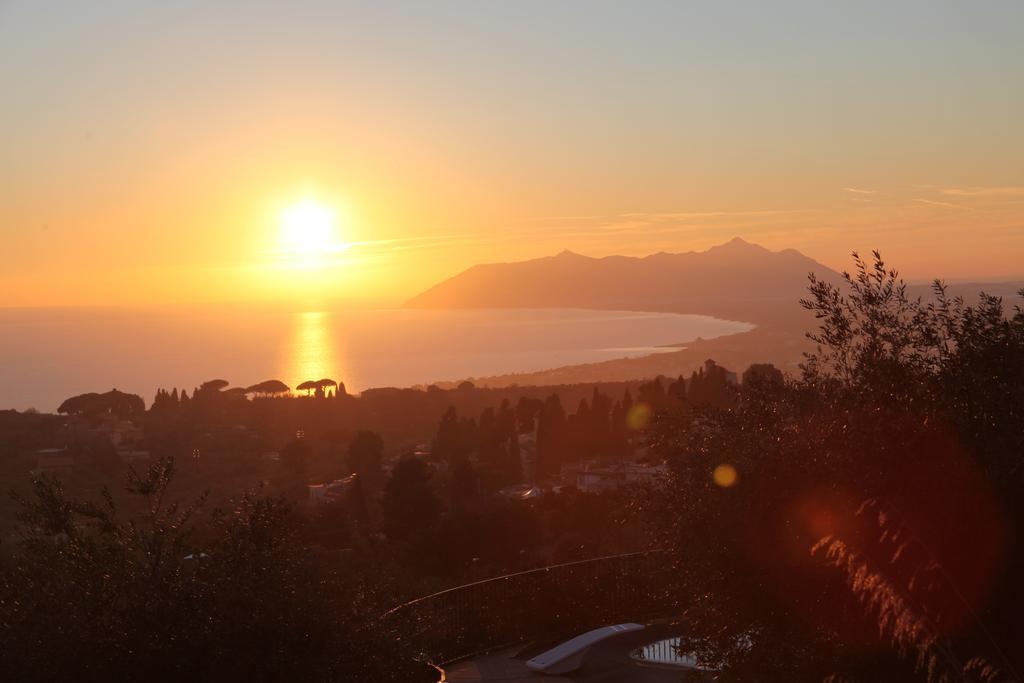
713 463 738 487
627 403 652 430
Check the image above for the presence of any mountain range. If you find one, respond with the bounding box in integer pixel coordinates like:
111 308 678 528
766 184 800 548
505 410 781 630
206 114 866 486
408 237 1023 386
406 237 842 325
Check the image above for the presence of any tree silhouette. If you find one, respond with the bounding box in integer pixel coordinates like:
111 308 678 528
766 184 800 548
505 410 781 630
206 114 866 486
535 394 566 480
198 379 229 394
688 360 734 408
380 457 441 542
57 389 145 417
277 437 310 501
346 431 384 495
245 379 290 398
432 406 465 465
741 363 785 395
314 378 337 398
0 458 400 679
648 252 1024 681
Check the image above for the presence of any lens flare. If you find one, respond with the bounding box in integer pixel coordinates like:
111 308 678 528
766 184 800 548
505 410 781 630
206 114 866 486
627 403 652 430
713 463 738 487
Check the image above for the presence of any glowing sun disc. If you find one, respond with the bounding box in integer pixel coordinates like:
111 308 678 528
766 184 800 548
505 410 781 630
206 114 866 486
279 199 336 255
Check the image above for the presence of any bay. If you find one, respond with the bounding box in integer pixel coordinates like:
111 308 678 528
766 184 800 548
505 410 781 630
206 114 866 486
0 307 752 411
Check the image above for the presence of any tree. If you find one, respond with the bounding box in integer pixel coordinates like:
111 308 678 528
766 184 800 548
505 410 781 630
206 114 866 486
278 437 310 501
314 378 337 398
346 431 384 494
647 253 1024 681
246 379 290 397
0 458 407 679
448 460 480 513
667 375 687 403
741 363 785 396
688 360 734 408
380 457 441 542
505 432 523 484
516 396 542 434
57 389 145 417
637 377 666 411
432 406 465 465
198 379 230 394
535 394 566 480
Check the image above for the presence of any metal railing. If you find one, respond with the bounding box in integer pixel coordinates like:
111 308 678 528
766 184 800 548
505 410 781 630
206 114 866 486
380 550 676 665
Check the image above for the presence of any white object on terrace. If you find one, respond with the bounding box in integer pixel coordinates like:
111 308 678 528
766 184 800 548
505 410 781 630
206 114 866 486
525 623 645 674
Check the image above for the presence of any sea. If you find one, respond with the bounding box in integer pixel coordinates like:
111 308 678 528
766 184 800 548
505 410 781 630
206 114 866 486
0 307 752 412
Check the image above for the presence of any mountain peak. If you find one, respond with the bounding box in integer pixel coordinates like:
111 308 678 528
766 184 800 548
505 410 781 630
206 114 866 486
703 236 773 256
718 236 755 249
405 238 841 324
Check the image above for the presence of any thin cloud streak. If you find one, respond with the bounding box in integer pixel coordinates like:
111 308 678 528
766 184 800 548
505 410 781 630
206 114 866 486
941 186 1024 197
348 208 822 257
912 198 971 210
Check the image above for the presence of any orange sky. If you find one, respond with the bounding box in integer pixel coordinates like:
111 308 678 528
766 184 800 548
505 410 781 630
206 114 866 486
2 2 1022 307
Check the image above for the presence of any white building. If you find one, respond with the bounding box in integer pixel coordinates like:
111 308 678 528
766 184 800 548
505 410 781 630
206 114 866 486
575 461 667 494
308 473 358 504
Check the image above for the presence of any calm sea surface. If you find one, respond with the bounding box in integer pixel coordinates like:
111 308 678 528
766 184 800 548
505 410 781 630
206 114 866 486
0 307 752 412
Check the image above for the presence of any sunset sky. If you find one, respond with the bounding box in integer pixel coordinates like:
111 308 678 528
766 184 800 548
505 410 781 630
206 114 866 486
2 1 1022 307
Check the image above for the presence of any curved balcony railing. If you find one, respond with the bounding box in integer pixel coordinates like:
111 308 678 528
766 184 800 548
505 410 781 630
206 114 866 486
379 549 677 665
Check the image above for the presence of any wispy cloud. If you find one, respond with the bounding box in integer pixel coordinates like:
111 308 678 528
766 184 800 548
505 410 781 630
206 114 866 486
339 208 820 260
941 186 1024 198
618 209 812 221
911 198 970 210
843 187 877 195
536 214 607 221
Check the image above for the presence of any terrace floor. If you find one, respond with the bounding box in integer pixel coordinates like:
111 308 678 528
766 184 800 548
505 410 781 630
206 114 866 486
441 622 713 682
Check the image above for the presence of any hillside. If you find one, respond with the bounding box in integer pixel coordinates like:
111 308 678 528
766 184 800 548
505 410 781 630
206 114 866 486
406 237 844 326
432 325 814 389
407 239 1023 386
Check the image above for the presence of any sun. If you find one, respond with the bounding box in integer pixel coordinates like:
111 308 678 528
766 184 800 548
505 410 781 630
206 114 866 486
279 199 337 256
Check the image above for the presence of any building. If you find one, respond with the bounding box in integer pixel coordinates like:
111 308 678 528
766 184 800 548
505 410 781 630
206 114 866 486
91 416 144 447
499 484 543 502
575 461 667 494
308 473 359 504
517 432 538 482
117 449 152 466
31 448 74 476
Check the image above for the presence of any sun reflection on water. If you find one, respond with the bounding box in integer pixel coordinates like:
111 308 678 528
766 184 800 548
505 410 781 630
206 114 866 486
285 311 344 391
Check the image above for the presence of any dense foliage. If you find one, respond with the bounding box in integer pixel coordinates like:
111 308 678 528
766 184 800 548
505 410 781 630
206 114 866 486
650 253 1024 681
0 458 420 681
